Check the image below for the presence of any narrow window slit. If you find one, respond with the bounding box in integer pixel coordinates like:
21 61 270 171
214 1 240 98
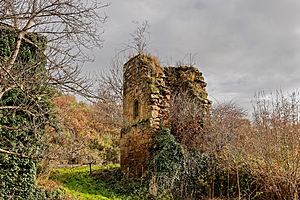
133 99 139 118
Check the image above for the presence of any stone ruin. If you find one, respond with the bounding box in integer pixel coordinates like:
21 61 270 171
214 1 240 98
120 54 211 177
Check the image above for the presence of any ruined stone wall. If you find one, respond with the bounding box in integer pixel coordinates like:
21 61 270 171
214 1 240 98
120 54 211 177
164 66 210 111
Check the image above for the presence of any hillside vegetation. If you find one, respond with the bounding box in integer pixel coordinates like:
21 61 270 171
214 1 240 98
38 91 300 200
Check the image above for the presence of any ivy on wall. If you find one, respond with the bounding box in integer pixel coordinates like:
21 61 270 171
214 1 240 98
0 24 52 200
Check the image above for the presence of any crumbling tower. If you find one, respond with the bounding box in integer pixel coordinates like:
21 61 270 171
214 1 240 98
120 54 210 177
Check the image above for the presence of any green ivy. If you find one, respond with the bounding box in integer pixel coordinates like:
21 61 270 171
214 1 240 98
146 128 208 199
0 24 52 200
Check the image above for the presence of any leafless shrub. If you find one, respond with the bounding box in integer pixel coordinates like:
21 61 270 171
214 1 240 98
202 101 252 199
204 91 300 199
175 53 197 67
203 101 249 155
169 91 205 150
244 91 300 200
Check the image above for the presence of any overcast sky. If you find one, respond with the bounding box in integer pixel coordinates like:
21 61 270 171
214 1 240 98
87 0 300 111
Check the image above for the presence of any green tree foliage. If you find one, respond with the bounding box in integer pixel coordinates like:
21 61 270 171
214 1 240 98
0 25 52 199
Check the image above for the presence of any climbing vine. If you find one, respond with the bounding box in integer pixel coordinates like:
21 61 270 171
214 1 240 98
0 25 52 199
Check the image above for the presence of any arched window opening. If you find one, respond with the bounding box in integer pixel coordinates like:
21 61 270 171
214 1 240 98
133 99 139 118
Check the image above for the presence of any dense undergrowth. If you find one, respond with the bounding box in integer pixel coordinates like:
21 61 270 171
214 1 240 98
43 129 259 200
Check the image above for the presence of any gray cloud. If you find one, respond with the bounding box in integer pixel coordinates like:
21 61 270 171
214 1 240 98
87 0 300 111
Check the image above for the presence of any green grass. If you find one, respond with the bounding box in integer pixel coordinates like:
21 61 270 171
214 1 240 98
49 164 141 200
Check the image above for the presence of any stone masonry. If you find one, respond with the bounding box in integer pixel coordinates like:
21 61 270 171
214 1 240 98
120 54 211 177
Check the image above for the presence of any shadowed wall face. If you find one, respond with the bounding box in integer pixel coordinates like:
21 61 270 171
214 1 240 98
120 54 210 177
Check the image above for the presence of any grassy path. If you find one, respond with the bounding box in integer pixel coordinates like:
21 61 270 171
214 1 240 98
49 164 137 200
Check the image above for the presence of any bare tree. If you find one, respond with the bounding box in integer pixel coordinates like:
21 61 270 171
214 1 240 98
0 0 108 155
97 54 124 103
0 0 108 101
122 20 150 54
97 20 151 105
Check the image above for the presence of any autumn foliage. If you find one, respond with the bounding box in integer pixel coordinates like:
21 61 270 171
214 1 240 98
43 95 121 167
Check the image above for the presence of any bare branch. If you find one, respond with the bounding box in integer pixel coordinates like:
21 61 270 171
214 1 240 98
0 0 109 100
121 20 151 55
97 54 124 103
0 148 30 158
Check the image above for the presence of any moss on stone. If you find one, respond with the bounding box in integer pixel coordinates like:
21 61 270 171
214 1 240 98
149 85 160 94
